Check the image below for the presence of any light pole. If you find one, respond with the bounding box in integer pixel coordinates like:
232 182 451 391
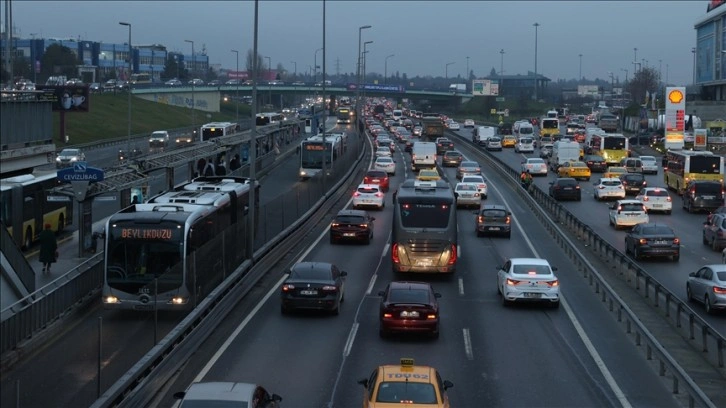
666 64 669 85
322 0 327 192
633 47 638 73
384 54 394 84
247 0 259 258
356 25 372 127
692 47 697 84
264 56 271 106
185 39 196 138
533 22 540 101
621 68 628 85
363 41 372 104
499 49 505 76
314 48 323 83
658 59 662 84
231 49 239 122
290 60 297 105
466 56 469 88
578 53 583 80
445 62 455 80
119 22 132 152
30 33 38 84
290 61 297 80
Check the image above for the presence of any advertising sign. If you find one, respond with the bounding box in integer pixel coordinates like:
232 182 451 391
346 83 404 93
472 79 499 96
36 85 90 112
664 87 686 150
577 85 599 96
694 129 708 150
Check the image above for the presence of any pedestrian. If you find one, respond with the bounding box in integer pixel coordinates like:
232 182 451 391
215 156 227 176
38 223 58 274
229 154 241 171
204 159 216 176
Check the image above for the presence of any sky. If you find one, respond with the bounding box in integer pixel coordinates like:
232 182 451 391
6 1 715 85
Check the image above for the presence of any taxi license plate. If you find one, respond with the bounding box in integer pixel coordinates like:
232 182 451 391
300 290 318 295
523 293 542 298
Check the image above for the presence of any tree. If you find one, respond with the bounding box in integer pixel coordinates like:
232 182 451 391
40 44 79 81
245 50 265 79
13 56 32 80
489 67 497 77
162 55 186 80
626 67 660 106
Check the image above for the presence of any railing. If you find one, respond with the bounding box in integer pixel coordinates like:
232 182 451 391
0 221 35 294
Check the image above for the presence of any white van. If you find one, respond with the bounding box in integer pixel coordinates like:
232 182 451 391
473 126 497 145
392 109 403 122
517 122 534 138
411 141 437 171
549 141 581 171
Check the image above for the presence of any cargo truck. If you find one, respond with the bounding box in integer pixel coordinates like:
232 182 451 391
422 114 445 142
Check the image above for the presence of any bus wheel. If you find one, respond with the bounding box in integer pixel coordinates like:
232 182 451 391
57 214 65 234
24 227 33 250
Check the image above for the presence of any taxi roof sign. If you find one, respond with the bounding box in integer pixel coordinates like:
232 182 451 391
667 89 684 104
400 358 415 367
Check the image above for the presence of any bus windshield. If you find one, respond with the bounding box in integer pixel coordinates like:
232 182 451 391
398 202 451 228
690 156 721 174
301 143 331 168
542 120 559 129
603 137 626 150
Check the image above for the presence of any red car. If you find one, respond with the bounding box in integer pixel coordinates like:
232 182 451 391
378 281 441 339
363 170 390 192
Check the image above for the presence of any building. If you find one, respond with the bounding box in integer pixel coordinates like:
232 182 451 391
480 72 551 101
694 1 726 101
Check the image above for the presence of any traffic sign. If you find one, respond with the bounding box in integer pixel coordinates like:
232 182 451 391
57 161 105 183
94 196 118 202
47 195 71 202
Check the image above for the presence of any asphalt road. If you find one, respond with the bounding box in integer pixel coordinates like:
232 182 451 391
153 126 683 407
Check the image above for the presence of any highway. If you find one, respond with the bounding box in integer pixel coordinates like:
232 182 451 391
445 125 726 334
151 125 684 407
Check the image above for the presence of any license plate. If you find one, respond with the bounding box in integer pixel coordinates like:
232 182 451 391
363 199 373 203
400 310 419 317
703 195 715 199
300 290 318 295
489 227 501 231
523 293 542 298
416 259 433 267
653 204 663 208
343 233 356 237
564 187 573 190
654 240 667 245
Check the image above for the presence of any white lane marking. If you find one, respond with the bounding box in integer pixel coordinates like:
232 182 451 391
458 278 465 296
366 274 378 295
462 328 474 360
343 323 359 357
487 179 632 408
381 243 390 258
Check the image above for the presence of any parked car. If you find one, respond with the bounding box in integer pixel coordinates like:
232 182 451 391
686 264 726 314
330 209 375 245
624 223 680 261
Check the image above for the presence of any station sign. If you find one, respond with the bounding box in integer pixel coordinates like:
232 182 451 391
664 87 685 150
57 161 105 182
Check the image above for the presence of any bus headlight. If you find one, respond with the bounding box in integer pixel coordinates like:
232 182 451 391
104 295 119 304
170 296 187 305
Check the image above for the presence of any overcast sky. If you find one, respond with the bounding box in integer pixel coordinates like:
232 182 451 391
8 1 712 84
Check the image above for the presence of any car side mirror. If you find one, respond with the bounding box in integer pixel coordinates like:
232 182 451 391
472 211 479 215
173 392 186 400
549 182 554 185
688 272 697 277
357 379 369 387
551 266 558 271
270 394 283 402
340 271 348 277
434 293 442 298
370 217 376 221
443 380 454 390
495 265 502 271
377 290 385 297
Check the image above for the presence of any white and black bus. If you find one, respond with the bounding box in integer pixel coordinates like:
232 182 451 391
256 112 284 126
200 122 237 142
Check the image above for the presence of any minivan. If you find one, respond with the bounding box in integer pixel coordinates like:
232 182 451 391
473 126 497 145
620 157 643 173
683 181 725 213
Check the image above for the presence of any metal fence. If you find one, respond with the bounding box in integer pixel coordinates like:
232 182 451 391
0 221 35 294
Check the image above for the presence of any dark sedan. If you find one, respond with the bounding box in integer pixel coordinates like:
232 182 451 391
436 139 455 155
584 155 608 173
280 262 347 315
330 210 374 245
378 281 441 339
549 178 581 201
624 223 680 261
475 204 512 238
442 151 464 167
620 173 647 195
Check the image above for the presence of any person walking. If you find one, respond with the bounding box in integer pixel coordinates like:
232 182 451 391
38 223 58 273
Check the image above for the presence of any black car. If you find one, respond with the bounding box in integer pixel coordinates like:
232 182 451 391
583 155 608 173
475 204 512 238
619 173 647 195
330 209 375 244
624 223 680 261
378 281 441 338
436 139 454 155
280 262 347 315
442 151 463 167
549 178 581 201
683 181 725 213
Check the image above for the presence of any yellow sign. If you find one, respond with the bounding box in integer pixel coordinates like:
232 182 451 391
668 89 684 104
490 108 497 114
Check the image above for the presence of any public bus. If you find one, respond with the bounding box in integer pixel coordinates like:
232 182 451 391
200 122 237 142
391 179 458 274
540 118 560 138
589 133 629 165
299 134 344 180
664 150 724 194
0 171 73 249
336 107 351 124
102 176 258 311
130 73 152 84
256 112 284 126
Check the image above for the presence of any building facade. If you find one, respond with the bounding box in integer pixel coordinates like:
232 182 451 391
694 1 726 100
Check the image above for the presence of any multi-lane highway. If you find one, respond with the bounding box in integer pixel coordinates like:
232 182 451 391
150 122 688 407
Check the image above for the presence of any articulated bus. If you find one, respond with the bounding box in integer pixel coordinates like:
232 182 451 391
1 171 72 249
200 122 237 142
540 118 560 138
130 73 152 84
590 133 629 165
102 176 258 311
256 112 284 126
336 107 352 124
664 150 724 194
391 180 458 274
299 134 344 180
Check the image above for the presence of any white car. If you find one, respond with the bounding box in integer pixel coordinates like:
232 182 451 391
373 156 396 175
639 155 659 174
377 138 395 152
540 143 554 158
353 184 385 210
461 175 488 199
515 137 535 153
375 146 392 157
609 199 649 229
497 258 560 307
448 121 461 131
635 187 672 214
454 183 481 208
464 119 475 128
175 382 281 408
593 178 626 201
521 158 548 176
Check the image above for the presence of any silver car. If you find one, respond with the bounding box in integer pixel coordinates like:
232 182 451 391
454 183 481 208
497 258 560 307
55 148 86 168
686 265 726 314
175 382 282 408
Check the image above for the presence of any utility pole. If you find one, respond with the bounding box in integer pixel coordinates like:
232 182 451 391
499 49 505 76
335 57 341 77
633 48 638 73
578 54 583 80
533 22 540 101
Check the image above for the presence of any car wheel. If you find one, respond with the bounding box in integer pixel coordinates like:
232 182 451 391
506 232 511 239
364 233 371 245
705 296 713 314
634 247 641 260
712 238 719 252
330 235 336 245
665 210 672 215
551 301 560 309
476 229 483 238
624 241 630 254
686 284 694 302
379 327 388 338
431 329 440 339
331 303 340 316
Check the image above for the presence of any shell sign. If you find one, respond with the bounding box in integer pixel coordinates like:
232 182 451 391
667 89 684 104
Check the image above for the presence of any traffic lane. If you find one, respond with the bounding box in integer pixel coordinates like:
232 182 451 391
445 136 682 406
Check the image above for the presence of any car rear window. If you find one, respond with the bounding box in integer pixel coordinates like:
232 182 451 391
335 215 365 224
291 267 331 280
603 181 621 186
558 179 577 186
512 264 551 275
462 177 483 183
642 226 674 235
482 209 507 217
461 161 478 167
366 171 386 178
646 190 668 197
358 187 379 194
694 183 722 194
445 151 461 157
620 203 644 211
623 174 644 182
376 157 393 163
389 288 429 304
716 271 726 281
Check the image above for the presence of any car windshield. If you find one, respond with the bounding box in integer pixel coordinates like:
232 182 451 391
388 288 430 303
366 171 386 178
512 264 552 275
623 175 644 182
399 202 451 228
60 149 80 156
376 382 437 404
716 271 726 281
520 138 533 143
446 152 461 157
586 156 604 161
641 156 656 163
179 399 249 408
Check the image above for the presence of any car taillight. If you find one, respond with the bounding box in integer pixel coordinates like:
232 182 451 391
673 238 680 244
622 181 628 185
643 181 647 186
332 223 340 227
505 216 511 224
282 284 295 291
478 216 484 223
427 314 437 320
598 186 605 189
546 279 559 287
575 185 581 189
713 286 726 294
447 244 457 265
322 285 337 291
375 192 383 197
383 313 393 318
642 196 649 201
666 196 672 202
639 238 647 244
506 278 521 286
353 192 360 197
391 243 400 263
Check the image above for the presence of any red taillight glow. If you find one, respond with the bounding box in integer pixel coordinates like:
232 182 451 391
666 196 672 202
639 238 647 244
546 280 559 287
505 216 511 224
383 312 393 318
448 244 457 265
506 278 521 286
673 238 680 244
713 286 726 294
375 192 383 197
322 285 337 291
282 284 295 291
427 314 437 320
391 243 400 263
478 216 484 223
353 192 360 197
642 196 649 201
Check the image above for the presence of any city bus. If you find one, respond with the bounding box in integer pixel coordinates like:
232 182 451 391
299 134 344 180
256 112 284 126
664 150 724 194
336 107 352 124
0 171 73 249
391 179 458 274
540 118 560 138
130 73 152 84
200 122 237 142
102 176 258 311
589 133 629 165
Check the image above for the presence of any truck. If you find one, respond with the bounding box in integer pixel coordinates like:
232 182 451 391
598 114 620 132
449 84 466 94
421 114 445 142
549 141 581 171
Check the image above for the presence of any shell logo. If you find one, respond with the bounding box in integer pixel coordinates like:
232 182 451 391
668 90 684 104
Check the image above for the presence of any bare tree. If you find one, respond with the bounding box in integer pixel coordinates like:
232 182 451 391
626 67 660 105
245 50 265 79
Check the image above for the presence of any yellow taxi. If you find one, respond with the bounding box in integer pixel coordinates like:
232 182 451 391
557 160 591 181
604 166 628 179
502 135 517 148
417 168 441 181
358 358 453 407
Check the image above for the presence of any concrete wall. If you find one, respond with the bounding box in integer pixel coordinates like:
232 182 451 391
687 101 726 121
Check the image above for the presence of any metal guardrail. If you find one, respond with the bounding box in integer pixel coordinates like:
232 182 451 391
0 221 35 294
449 128 723 407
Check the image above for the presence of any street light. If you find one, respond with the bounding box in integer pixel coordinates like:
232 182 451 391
356 25 372 126
231 49 239 122
290 61 297 79
119 22 132 152
578 53 583 80
247 0 260 258
533 22 540 101
633 47 638 73
290 60 297 105
621 68 628 85
314 48 323 83
499 49 505 76
692 47 697 85
185 39 196 138
445 62 455 80
264 55 271 106
465 56 469 87
363 41 373 84
384 54 394 84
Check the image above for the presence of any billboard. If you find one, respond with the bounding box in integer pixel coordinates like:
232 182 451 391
472 79 499 96
664 87 686 150
577 85 599 97
346 83 404 93
35 85 90 112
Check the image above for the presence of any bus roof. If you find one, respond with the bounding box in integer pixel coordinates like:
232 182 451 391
668 150 716 157
109 203 214 225
201 122 235 128
183 176 253 194
147 190 232 207
0 171 61 191
396 179 454 202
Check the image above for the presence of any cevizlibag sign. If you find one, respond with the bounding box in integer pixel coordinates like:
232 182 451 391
57 162 105 182
664 87 685 151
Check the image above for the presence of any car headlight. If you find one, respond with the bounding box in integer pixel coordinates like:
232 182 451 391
55 157 61 162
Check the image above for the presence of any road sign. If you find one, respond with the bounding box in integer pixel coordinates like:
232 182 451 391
57 161 105 182
496 97 505 102
47 195 71 202
504 109 510 117
94 196 118 202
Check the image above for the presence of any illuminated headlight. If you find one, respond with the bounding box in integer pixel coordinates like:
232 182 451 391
55 157 61 162
71 157 78 162
149 139 153 142
300 171 307 176
104 295 119 304
170 296 187 305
